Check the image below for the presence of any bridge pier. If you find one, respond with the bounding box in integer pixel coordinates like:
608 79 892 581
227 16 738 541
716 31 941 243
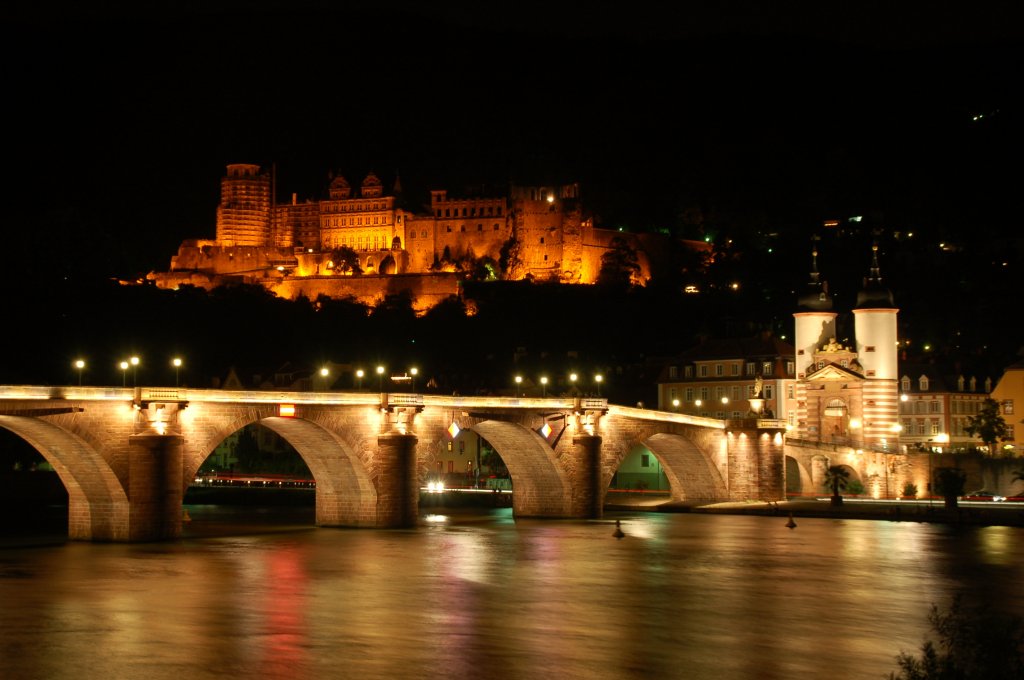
567 434 603 518
375 432 419 528
127 434 184 541
726 426 786 502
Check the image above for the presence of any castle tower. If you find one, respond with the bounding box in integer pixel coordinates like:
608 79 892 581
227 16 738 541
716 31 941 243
216 164 272 246
793 245 837 439
793 245 836 378
852 243 899 446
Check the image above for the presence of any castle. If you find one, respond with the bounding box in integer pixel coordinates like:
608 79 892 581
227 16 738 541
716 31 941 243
148 163 665 310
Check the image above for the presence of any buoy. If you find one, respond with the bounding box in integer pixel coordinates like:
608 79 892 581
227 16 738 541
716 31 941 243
613 519 625 539
785 513 796 529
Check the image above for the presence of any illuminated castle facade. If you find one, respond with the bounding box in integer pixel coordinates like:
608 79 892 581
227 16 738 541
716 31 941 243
151 163 653 309
792 244 901 449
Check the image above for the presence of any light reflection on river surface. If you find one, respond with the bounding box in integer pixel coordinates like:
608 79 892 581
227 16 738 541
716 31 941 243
2 507 1023 680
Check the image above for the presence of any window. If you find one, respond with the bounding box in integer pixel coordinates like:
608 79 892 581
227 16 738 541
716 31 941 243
1004 400 1014 415
668 366 678 379
931 420 940 436
763 361 773 375
716 364 724 376
459 440 465 453
919 376 929 391
786 361 795 375
731 363 739 376
641 454 650 468
699 365 708 377
540 237 545 244
700 387 709 401
957 376 965 391
865 346 876 352
929 401 940 413
764 385 773 399
746 362 756 375
685 387 693 401
787 384 794 399
684 366 693 378
901 377 911 392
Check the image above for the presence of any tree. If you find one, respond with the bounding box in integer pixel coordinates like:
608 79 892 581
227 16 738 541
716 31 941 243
823 465 851 506
934 467 967 510
597 236 641 288
889 594 1024 680
964 398 1011 456
329 246 363 275
499 238 523 279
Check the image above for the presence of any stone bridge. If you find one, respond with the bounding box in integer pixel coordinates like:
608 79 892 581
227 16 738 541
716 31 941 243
0 385 788 541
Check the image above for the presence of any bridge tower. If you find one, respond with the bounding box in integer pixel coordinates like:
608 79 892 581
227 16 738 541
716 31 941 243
793 246 836 439
852 243 899 446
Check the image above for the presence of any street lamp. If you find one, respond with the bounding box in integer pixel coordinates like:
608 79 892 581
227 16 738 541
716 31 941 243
119 360 129 387
595 374 603 397
356 368 364 390
672 398 680 410
410 367 418 391
569 373 578 393
172 357 182 387
540 376 548 397
319 366 330 390
74 359 85 386
515 375 522 397
376 365 385 391
130 356 139 387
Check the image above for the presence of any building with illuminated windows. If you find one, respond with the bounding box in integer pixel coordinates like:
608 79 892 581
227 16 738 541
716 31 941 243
896 364 994 453
149 163 663 310
655 334 797 420
989 359 1024 455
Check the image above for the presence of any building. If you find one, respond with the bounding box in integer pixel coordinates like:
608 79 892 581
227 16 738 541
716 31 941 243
148 163 671 310
990 359 1024 455
897 363 994 452
656 334 797 420
791 244 901 450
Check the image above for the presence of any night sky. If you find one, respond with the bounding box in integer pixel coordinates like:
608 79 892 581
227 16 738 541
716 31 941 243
3 2 1022 385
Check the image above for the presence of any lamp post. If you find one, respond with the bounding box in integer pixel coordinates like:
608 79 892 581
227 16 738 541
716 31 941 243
356 369 364 390
119 360 129 388
540 376 548 398
319 366 330 390
410 367 418 391
130 356 139 387
172 357 182 387
569 372 578 394
514 375 522 398
74 359 85 386
672 398 680 411
595 374 603 397
376 365 385 392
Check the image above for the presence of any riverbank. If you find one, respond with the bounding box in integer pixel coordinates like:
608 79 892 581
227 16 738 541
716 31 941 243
605 493 1024 527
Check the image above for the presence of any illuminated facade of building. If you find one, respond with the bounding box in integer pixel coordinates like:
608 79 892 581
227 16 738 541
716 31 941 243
896 364 993 453
989 360 1023 455
150 163 655 308
655 335 797 421
792 244 900 450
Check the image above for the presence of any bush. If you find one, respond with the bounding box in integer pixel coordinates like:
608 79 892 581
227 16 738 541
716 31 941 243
890 594 1024 680
902 482 918 499
845 479 865 496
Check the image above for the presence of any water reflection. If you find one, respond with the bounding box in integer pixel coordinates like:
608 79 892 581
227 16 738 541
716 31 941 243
1 509 1022 680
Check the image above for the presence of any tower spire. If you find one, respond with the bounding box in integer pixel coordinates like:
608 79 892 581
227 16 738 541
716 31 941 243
855 240 894 308
797 237 832 311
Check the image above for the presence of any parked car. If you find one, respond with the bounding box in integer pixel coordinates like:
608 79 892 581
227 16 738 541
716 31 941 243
961 490 1007 502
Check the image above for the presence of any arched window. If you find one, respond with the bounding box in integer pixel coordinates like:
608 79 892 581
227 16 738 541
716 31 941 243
919 375 929 391
901 376 911 392
824 398 847 417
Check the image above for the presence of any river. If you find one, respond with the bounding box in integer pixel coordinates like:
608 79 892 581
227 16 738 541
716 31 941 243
2 505 1022 680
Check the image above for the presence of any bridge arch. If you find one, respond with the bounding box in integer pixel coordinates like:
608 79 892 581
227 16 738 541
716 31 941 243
464 420 572 518
0 415 129 540
181 407 380 527
627 433 728 502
